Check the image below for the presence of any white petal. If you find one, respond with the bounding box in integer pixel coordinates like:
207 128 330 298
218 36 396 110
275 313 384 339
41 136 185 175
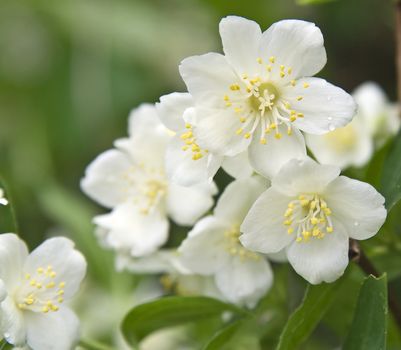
215 256 273 308
272 158 340 196
0 234 28 291
165 134 222 187
325 176 387 240
156 92 193 132
115 104 171 168
267 249 288 263
179 53 238 108
306 116 373 169
248 125 307 179
0 296 26 346
115 250 178 274
219 16 262 75
25 307 79 350
166 182 216 226
286 219 349 284
194 107 251 156
214 176 268 223
259 20 326 78
80 149 132 209
94 203 169 257
283 77 356 135
178 216 231 275
240 188 295 253
24 237 87 300
221 151 254 179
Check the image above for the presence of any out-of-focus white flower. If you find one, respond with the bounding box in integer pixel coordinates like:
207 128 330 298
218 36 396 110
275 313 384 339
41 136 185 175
0 234 86 349
156 92 253 186
178 177 273 308
306 82 399 169
0 188 8 206
179 16 356 178
240 159 386 284
81 104 217 258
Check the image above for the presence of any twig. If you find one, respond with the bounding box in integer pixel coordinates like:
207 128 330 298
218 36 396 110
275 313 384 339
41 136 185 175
349 239 401 331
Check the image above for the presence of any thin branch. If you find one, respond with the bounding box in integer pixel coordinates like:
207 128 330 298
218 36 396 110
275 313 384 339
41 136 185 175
349 239 401 331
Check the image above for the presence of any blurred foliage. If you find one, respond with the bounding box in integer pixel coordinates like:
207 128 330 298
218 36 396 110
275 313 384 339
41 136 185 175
0 0 400 348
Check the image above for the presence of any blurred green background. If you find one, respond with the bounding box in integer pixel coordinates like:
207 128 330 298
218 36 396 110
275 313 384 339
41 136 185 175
0 0 398 348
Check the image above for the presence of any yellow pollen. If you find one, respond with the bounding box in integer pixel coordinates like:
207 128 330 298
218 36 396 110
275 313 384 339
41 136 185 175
297 113 304 118
230 84 241 91
327 226 333 233
291 80 296 86
239 117 247 123
290 115 297 122
260 138 267 145
275 133 282 139
287 129 292 136
297 96 303 101
287 227 294 234
266 65 272 72
192 153 203 160
280 71 285 78
37 268 44 274
257 57 263 64
296 237 303 243
223 95 230 101
269 56 275 63
185 123 191 129
288 67 292 75
244 133 251 139
303 82 310 88
234 107 242 113
236 128 243 135
311 217 319 225
284 102 291 109
269 123 277 130
225 102 232 107
181 146 188 151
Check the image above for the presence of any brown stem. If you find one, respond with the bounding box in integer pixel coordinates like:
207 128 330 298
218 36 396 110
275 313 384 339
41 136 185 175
349 239 401 331
396 0 401 118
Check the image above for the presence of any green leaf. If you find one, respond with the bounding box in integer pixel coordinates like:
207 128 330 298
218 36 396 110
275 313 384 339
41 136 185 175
276 279 342 350
343 274 388 350
203 318 249 350
296 0 337 5
381 130 401 210
122 296 248 346
0 177 18 233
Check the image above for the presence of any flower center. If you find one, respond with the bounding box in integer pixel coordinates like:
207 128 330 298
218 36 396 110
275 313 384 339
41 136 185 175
224 225 260 261
223 56 310 144
15 265 65 313
323 124 357 152
283 194 334 243
180 123 208 160
121 164 167 215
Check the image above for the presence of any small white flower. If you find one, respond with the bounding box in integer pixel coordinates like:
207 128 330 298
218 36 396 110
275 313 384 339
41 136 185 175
156 92 253 186
306 82 399 169
0 234 86 349
179 16 356 178
81 104 217 258
0 188 8 206
115 249 224 301
178 176 273 308
240 159 387 284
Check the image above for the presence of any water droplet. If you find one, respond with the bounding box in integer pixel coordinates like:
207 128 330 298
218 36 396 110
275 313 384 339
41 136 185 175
328 124 335 131
354 221 359 227
328 117 333 121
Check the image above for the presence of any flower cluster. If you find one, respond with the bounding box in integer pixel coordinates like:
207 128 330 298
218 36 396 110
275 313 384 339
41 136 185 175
82 16 390 308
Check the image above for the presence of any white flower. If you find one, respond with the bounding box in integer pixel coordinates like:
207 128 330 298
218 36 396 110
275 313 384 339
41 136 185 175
306 82 399 169
0 234 86 350
0 189 8 206
81 104 217 258
179 16 356 178
114 248 224 301
178 176 273 308
156 92 253 186
240 159 387 284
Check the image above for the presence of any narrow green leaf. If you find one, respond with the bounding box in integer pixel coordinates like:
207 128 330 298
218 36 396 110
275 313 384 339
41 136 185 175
122 296 247 346
343 274 388 350
0 177 18 233
203 318 248 350
381 130 401 210
276 280 342 350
